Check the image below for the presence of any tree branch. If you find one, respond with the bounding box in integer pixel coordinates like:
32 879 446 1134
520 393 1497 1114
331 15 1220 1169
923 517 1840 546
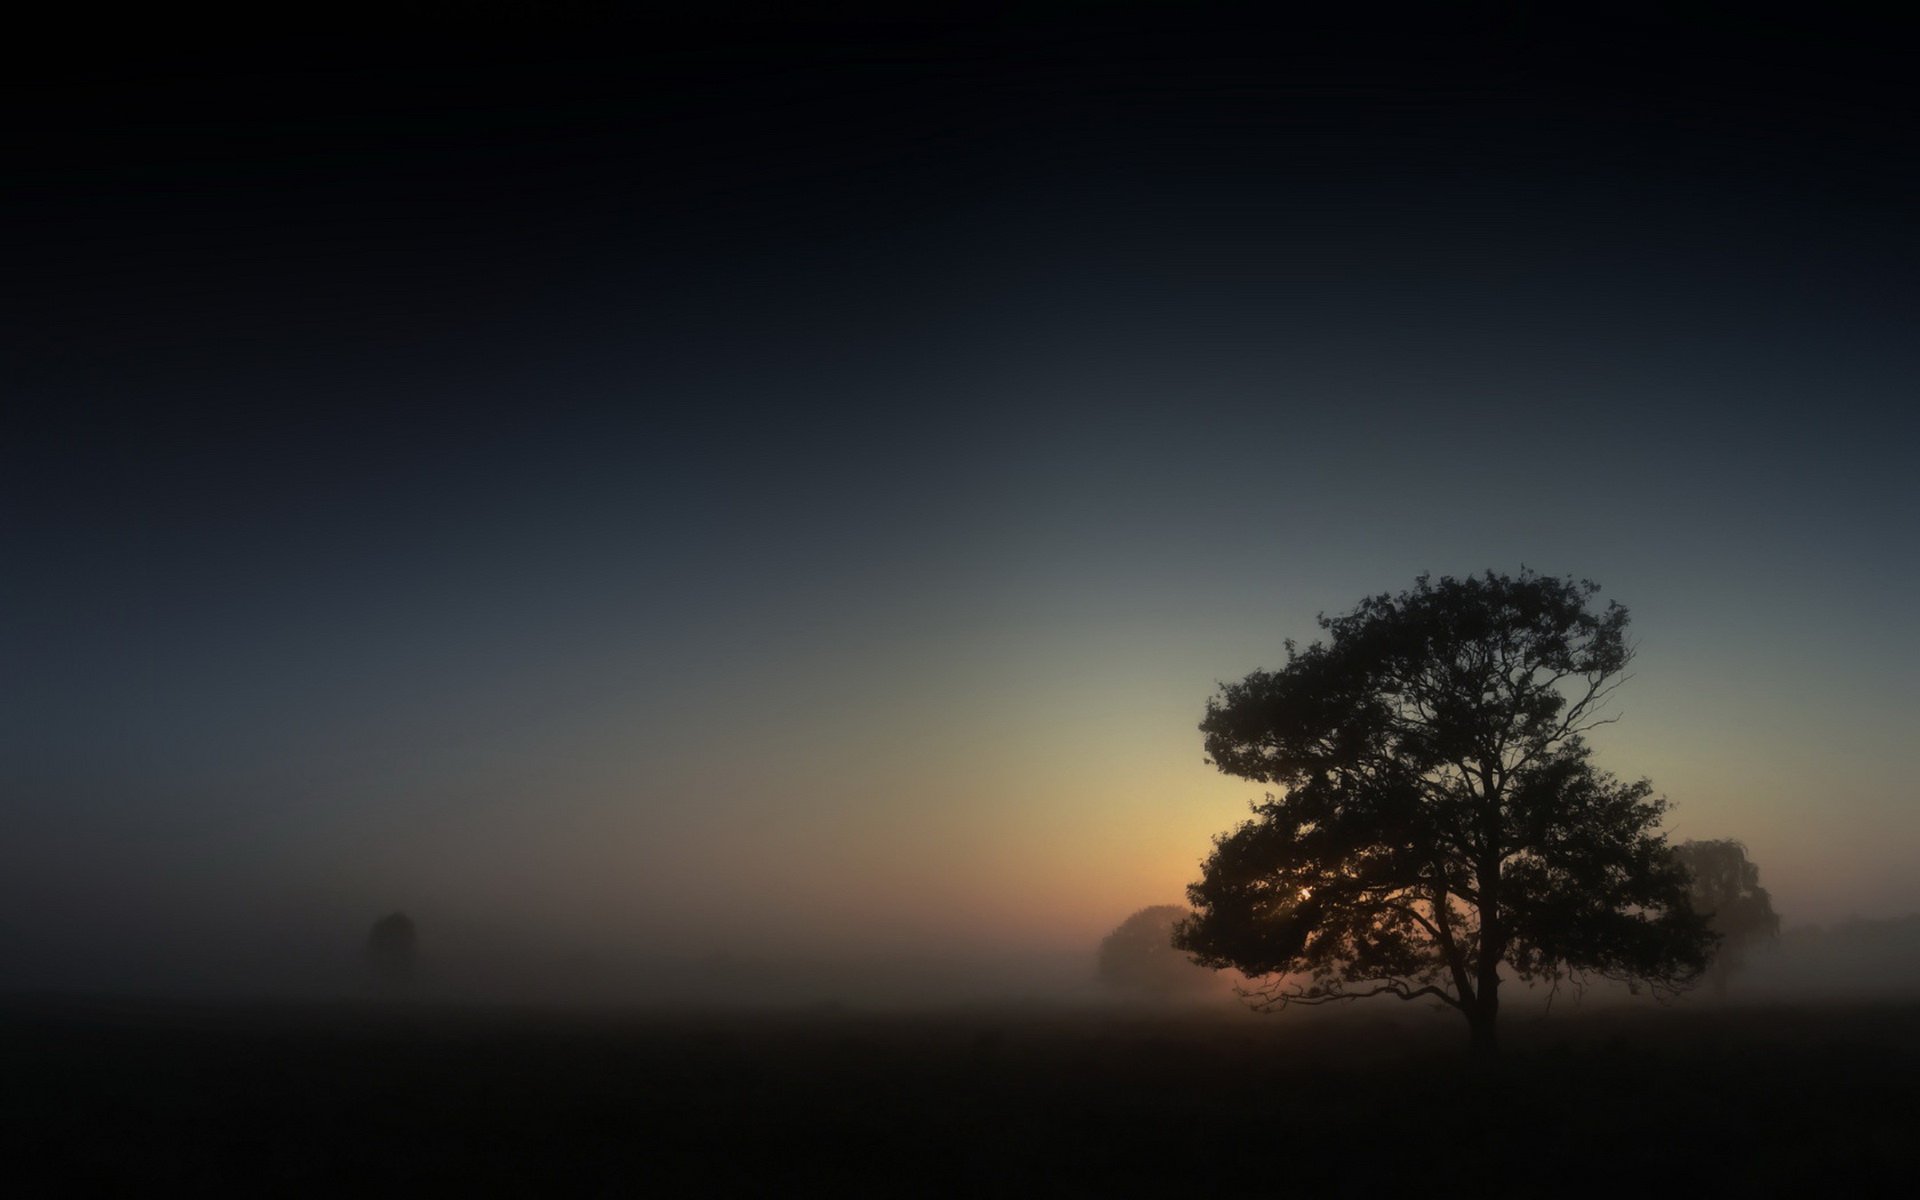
1238 977 1460 1011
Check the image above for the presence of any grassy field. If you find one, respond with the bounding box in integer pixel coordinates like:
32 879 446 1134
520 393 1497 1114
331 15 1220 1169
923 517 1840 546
6 995 1916 1195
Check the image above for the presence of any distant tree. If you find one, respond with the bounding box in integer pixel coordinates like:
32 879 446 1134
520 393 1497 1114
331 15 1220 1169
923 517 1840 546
366 912 417 992
1675 840 1779 998
1098 905 1221 998
1175 571 1717 1057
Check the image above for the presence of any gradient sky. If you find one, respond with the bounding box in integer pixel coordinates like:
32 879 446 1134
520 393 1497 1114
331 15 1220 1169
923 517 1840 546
5 11 1916 992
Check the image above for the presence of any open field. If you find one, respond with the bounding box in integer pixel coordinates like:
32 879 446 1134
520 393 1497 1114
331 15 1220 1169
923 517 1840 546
5 996 1916 1195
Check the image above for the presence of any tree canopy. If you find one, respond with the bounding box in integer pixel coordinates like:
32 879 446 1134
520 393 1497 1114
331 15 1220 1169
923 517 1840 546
1097 905 1222 1000
1675 839 1779 998
1174 570 1715 1054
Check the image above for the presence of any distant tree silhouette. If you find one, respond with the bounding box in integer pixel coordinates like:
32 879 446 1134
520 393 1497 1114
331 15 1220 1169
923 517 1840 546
1097 906 1221 999
1176 571 1717 1057
1675 839 1779 999
366 912 417 992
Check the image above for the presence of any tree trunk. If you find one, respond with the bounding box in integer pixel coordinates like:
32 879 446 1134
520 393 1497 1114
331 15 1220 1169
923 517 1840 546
1468 1011 1497 1059
1467 977 1500 1060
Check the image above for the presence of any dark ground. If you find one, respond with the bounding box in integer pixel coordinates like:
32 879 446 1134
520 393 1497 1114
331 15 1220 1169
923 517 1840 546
5 996 1915 1196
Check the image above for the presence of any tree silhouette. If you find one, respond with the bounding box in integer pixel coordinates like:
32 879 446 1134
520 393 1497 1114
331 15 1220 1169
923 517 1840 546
366 911 417 992
1174 571 1716 1056
1097 905 1222 999
1675 839 1779 999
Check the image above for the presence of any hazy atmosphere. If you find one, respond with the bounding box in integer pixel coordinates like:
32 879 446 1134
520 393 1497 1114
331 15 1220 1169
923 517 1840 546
11 10 1920 1194
6 11 1917 1010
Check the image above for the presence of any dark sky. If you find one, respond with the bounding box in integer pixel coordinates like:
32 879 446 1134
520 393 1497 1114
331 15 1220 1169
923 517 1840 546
5 9 1917 993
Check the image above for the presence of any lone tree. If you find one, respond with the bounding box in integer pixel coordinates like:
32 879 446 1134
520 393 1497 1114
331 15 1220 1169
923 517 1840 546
1675 839 1779 999
366 911 417 992
1174 571 1715 1056
1097 905 1223 1000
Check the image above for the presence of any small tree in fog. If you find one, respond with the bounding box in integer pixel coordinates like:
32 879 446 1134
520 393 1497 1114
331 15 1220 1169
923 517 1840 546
1098 906 1221 999
366 912 417 992
1675 839 1779 998
1176 571 1716 1057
